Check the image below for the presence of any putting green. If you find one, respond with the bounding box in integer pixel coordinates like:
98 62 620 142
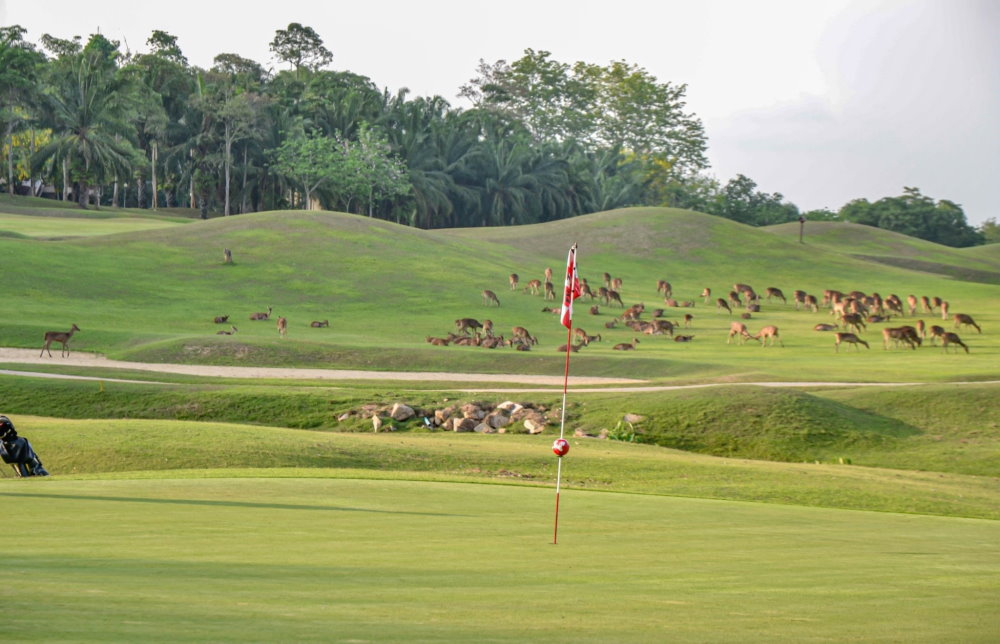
2 477 997 642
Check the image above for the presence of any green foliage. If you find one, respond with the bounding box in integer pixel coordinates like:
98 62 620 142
838 186 983 247
269 22 333 74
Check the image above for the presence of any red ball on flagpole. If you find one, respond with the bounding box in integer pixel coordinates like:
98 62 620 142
552 438 570 457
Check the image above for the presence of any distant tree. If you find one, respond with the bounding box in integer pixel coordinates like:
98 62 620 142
709 174 798 226
271 128 341 209
269 23 332 77
0 26 44 195
800 208 838 221
838 187 982 247
979 218 1000 244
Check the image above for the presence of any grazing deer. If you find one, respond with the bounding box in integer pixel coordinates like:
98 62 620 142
603 272 612 288
915 319 926 338
941 332 969 354
920 295 932 313
250 306 272 321
793 290 807 310
524 279 542 295
674 334 695 342
728 291 742 310
716 298 732 315
276 317 287 337
544 267 553 284
223 248 233 264
834 332 869 352
214 315 230 324
607 290 624 308
657 280 673 297
765 287 786 304
482 289 501 307
581 282 596 300
931 296 943 310
929 325 946 345
613 338 640 351
882 327 918 350
611 277 623 292
482 319 494 337
216 325 238 335
727 322 755 345
813 323 838 332
841 313 866 334
455 318 483 335
953 313 981 333
753 325 783 347
544 281 555 301
511 326 538 346
804 294 819 313
40 324 81 358
310 320 329 327
906 294 918 316
509 273 519 290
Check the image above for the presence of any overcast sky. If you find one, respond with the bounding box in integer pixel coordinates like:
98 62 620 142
3 0 997 224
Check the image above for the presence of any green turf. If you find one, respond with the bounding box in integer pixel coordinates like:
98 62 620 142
2 478 997 643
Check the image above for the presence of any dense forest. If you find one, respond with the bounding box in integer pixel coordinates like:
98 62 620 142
0 23 991 246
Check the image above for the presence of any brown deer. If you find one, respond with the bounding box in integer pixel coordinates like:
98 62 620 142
906 294 918 316
814 323 838 332
216 325 238 335
310 320 329 328
765 287 786 304
544 281 555 301
482 289 501 307
728 291 742 310
223 248 233 264
524 279 542 295
613 338 640 350
882 327 918 350
40 324 81 358
482 319 494 337
700 287 712 303
941 332 969 354
834 332 869 352
250 306 272 321
544 267 553 284
603 272 612 288
929 325 946 345
509 273 519 291
606 290 624 307
426 336 450 346
611 277 623 292
589 305 600 315
841 313 866 334
657 280 672 297
674 334 695 342
716 298 732 315
920 295 932 313
940 300 949 320
556 342 585 353
804 294 819 313
276 317 287 337
953 313 981 333
511 326 538 346
213 315 230 324
753 325 783 347
455 318 483 335
683 313 694 328
915 319 926 338
727 322 755 345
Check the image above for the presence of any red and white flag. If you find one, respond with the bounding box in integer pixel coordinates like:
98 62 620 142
560 244 581 329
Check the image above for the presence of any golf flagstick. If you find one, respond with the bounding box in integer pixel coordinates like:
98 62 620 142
553 243 579 545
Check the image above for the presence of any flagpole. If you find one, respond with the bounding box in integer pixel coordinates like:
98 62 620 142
553 243 578 545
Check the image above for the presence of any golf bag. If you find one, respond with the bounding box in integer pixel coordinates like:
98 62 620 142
0 415 49 477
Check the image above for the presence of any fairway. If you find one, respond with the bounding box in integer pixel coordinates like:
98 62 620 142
2 478 998 642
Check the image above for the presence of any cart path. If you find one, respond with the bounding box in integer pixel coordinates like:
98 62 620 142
2 348 997 392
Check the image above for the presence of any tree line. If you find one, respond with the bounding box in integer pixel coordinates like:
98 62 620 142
0 23 989 246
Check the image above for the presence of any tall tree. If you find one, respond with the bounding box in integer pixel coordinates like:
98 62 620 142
0 26 44 196
269 23 332 78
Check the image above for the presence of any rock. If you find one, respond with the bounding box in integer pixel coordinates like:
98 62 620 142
574 428 595 438
524 418 546 434
487 411 511 429
435 407 454 424
497 401 523 414
461 403 486 420
372 416 383 432
474 422 495 434
390 403 415 421
337 412 352 421
598 428 610 439
622 413 645 424
454 418 478 433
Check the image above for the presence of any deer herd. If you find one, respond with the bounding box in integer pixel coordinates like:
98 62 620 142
423 266 986 358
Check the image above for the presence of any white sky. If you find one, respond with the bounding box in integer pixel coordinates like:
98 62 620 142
3 0 997 224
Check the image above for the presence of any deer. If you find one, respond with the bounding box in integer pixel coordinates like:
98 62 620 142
481 335 506 349
556 342 586 353
915 319 926 338
683 313 694 328
728 291 742 310
250 306 272 321
509 273 519 291
727 322 756 345
953 313 981 333
920 295 932 314
216 325 238 335
455 318 483 335
511 326 538 346
765 287 786 304
804 294 819 313
834 332 869 352
310 320 329 328
213 315 230 324
544 281 555 301
753 325 783 347
276 317 287 337
482 319 495 337
603 272 612 288
657 280 673 297
841 313 866 334
524 279 542 295
940 300 949 320
40 324 81 358
544 266 553 284
613 338 640 350
941 332 969 354
426 336 450 346
716 298 732 315
482 289 501 307
223 248 233 264
882 327 919 350
906 294 918 316
701 287 712 303
611 277 623 292
606 290 624 308
813 323 838 332
929 325 946 345
589 305 600 315
674 334 695 342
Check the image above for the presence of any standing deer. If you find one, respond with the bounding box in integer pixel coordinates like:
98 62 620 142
40 324 81 357
544 267 553 284
482 290 501 307
511 326 538 346
727 322 755 345
716 298 732 315
543 281 555 301
941 332 969 354
701 287 712 304
606 290 624 307
906 294 918 316
509 273 519 291
250 306 272 321
657 280 673 297
276 317 287 337
940 300 949 320
223 248 233 264
765 287 786 304
611 277 623 292
753 325 783 347
953 313 981 333
524 279 542 295
834 332 869 352
455 318 483 335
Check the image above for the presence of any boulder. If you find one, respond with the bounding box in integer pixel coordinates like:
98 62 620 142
524 417 547 434
474 422 496 434
622 413 645 424
390 403 415 421
461 403 486 420
454 418 478 433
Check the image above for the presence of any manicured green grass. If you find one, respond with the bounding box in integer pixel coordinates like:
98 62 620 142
2 478 998 642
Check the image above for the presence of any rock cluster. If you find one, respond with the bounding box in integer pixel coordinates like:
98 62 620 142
339 400 553 434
